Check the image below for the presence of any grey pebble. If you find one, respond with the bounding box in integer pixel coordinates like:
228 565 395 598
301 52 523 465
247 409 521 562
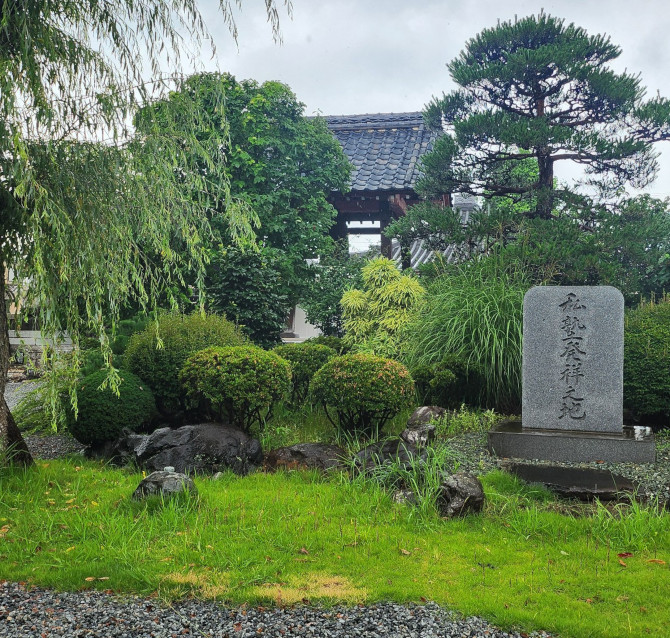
0 582 554 638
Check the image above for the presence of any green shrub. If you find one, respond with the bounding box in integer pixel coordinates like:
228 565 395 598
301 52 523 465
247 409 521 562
411 355 485 409
273 342 337 403
310 353 415 439
340 257 425 359
179 345 291 432
67 369 157 446
304 335 350 355
123 313 245 414
405 260 528 413
624 298 670 424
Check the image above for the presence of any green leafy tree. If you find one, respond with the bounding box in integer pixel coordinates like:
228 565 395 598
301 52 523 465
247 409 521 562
207 246 292 349
301 242 365 337
0 1 289 465
422 13 670 218
136 72 352 334
501 195 670 304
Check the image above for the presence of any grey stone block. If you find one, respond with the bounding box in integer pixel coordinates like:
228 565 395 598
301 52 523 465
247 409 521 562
488 421 656 464
523 286 624 433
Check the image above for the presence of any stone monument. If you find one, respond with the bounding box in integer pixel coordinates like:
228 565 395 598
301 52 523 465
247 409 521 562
488 286 655 463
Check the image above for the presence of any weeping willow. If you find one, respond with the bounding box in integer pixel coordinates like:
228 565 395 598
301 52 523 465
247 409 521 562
0 0 290 464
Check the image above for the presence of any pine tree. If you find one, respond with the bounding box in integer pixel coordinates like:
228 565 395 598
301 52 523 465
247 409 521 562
422 13 670 218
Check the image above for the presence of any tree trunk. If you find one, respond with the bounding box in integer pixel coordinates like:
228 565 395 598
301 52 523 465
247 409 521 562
535 153 554 220
0 261 34 466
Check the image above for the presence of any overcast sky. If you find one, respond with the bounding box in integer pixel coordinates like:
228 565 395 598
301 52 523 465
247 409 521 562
190 0 670 200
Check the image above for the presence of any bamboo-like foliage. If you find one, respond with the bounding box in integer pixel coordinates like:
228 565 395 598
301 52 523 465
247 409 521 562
340 258 425 360
405 261 529 413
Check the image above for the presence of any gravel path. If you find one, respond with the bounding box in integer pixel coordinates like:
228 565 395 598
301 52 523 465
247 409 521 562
4 381 40 412
0 582 553 638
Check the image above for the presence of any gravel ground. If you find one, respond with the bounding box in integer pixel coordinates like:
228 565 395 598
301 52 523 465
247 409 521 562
3 381 40 412
0 581 554 638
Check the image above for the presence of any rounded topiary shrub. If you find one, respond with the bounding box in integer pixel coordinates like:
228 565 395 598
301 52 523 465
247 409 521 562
310 353 415 439
411 355 485 410
305 335 350 355
624 299 670 426
273 342 337 403
67 369 157 446
123 313 245 414
179 345 291 432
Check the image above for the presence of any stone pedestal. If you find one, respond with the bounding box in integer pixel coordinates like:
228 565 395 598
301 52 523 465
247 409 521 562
488 420 656 463
488 286 655 464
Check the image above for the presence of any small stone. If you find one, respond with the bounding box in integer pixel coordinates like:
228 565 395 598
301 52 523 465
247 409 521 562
437 472 484 518
406 406 446 428
132 470 197 500
392 489 417 505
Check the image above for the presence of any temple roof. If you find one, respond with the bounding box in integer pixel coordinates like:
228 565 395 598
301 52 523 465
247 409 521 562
324 112 437 192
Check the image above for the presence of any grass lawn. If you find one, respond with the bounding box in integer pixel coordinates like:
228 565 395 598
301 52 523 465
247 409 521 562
1 458 669 638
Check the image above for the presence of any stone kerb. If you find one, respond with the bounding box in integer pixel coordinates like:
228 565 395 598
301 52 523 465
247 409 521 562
522 285 624 433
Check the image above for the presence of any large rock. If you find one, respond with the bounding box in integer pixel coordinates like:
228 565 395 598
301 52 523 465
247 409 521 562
400 424 437 449
406 406 446 428
132 469 197 500
400 407 443 449
112 424 262 475
355 439 426 472
437 472 485 518
264 443 346 472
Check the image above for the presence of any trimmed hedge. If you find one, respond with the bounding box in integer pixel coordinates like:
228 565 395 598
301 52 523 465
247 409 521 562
274 342 337 403
304 335 350 355
179 345 291 432
624 300 670 424
123 313 245 414
67 369 156 446
310 353 414 439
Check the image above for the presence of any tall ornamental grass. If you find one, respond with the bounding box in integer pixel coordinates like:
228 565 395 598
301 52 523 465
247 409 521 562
405 261 528 413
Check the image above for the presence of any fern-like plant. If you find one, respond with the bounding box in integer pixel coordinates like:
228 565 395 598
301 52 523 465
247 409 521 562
340 257 425 359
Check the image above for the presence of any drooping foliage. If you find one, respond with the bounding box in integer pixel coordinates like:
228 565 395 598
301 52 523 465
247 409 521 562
0 0 290 464
422 13 670 218
136 72 351 341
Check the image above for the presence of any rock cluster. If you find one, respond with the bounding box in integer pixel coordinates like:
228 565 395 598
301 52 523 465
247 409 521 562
106 423 263 475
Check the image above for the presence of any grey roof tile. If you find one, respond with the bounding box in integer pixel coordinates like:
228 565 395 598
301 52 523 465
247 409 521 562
324 112 438 193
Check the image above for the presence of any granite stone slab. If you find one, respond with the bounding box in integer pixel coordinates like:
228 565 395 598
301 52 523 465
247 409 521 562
488 421 656 464
523 286 624 433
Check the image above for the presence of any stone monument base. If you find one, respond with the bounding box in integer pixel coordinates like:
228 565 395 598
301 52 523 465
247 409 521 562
488 420 656 464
